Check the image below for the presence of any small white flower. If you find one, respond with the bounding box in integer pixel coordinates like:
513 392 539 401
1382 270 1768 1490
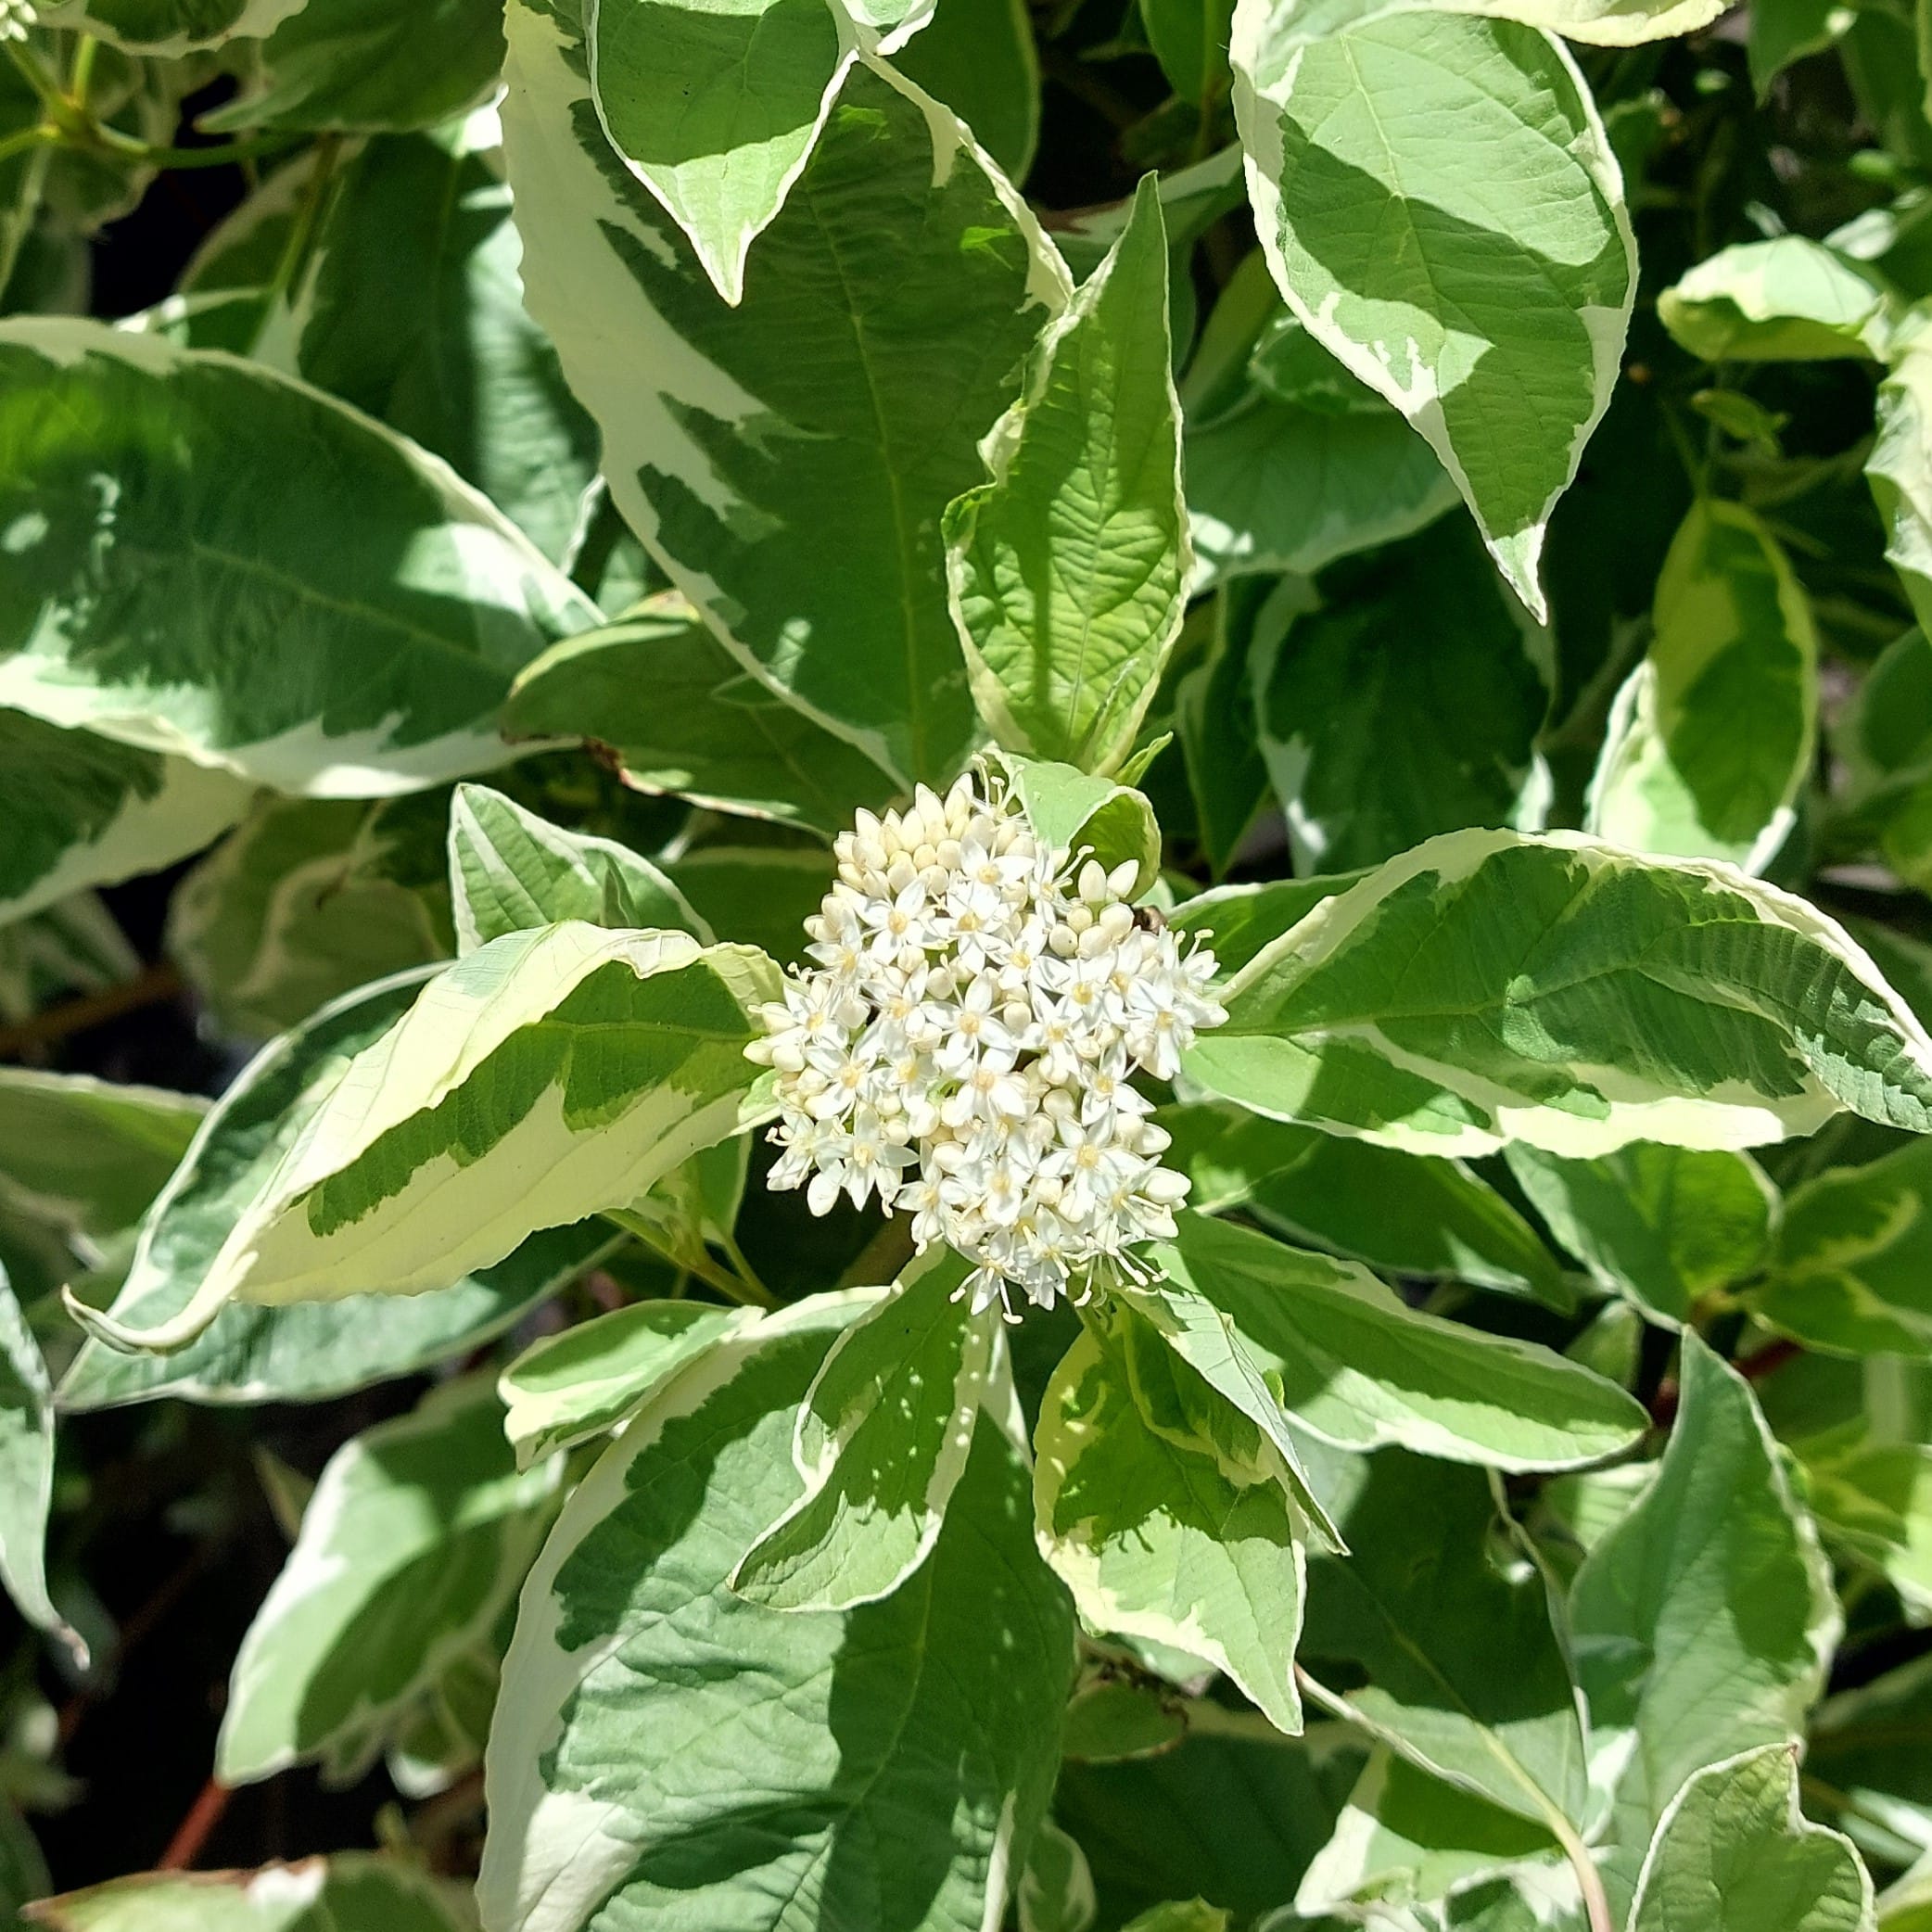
755 769 1224 1315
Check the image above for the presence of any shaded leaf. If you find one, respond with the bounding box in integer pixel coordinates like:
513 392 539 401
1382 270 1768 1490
0 318 600 796
1254 516 1550 873
1570 1335 1838 1917
218 1376 558 1784
502 598 897 833
202 0 507 133
1504 1141 1775 1328
1163 1104 1570 1305
500 10 1069 785
478 1297 1074 1932
167 796 451 1041
1756 1138 1932 1356
0 708 249 932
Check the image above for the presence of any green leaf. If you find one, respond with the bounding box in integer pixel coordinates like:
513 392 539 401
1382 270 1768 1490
587 0 851 307
477 1295 1074 1932
167 796 451 1041
1184 378 1457 592
1231 1 1634 616
0 1067 206 1246
1870 321 1932 642
1055 1728 1357 1927
1141 0 1235 104
733 1252 999 1609
447 783 705 952
1163 1103 1570 1305
1184 829 1932 1159
30 0 300 55
946 174 1188 774
1175 585 1270 879
0 318 601 796
57 974 626 1412
1120 1904 1229 1932
1748 0 1843 94
1061 1677 1187 1762
292 128 600 561
1298 1445 1589 1838
663 839 835 962
218 1375 557 1784
201 0 507 133
1809 1656 1932 1876
1441 0 1728 43
1570 1335 1838 1917
1587 499 1819 871
499 1298 746 1468
1754 1138 1932 1355
1008 759 1163 895
0 708 250 932
0 1264 75 1659
1019 1818 1098 1932
70 925 777 1351
1837 628 1932 894
26 1854 476 1930
1296 1750 1559 1916
1034 1320 1306 1735
502 597 897 833
1659 238 1893 363
1628 1743 1874 1932
894 0 1039 180
1254 517 1551 872
1167 870 1369 978
612 1131 753 1281
500 6 1069 784
1798 1437 1932 1619
1503 1142 1775 1328
1147 1212 1644 1470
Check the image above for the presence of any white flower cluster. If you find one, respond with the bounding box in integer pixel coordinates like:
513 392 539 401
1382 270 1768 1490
749 772 1226 1321
0 0 38 42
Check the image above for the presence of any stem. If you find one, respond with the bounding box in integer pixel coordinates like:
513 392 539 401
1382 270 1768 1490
0 122 53 168
1291 1665 1615 1932
837 1215 918 1290
1176 1698 1298 1746
248 132 337 354
715 1226 773 1305
1549 1812 1617 1932
0 961 182 1062
67 32 97 109
83 123 309 171
603 1211 777 1308
158 1777 231 1871
2 35 62 110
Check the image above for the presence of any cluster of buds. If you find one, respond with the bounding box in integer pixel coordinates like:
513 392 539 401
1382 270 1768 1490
748 771 1225 1320
0 1 38 42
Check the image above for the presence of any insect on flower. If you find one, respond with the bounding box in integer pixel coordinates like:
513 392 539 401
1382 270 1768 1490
747 769 1226 1322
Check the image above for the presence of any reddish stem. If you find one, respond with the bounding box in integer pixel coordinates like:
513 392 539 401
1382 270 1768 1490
158 1775 230 1871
